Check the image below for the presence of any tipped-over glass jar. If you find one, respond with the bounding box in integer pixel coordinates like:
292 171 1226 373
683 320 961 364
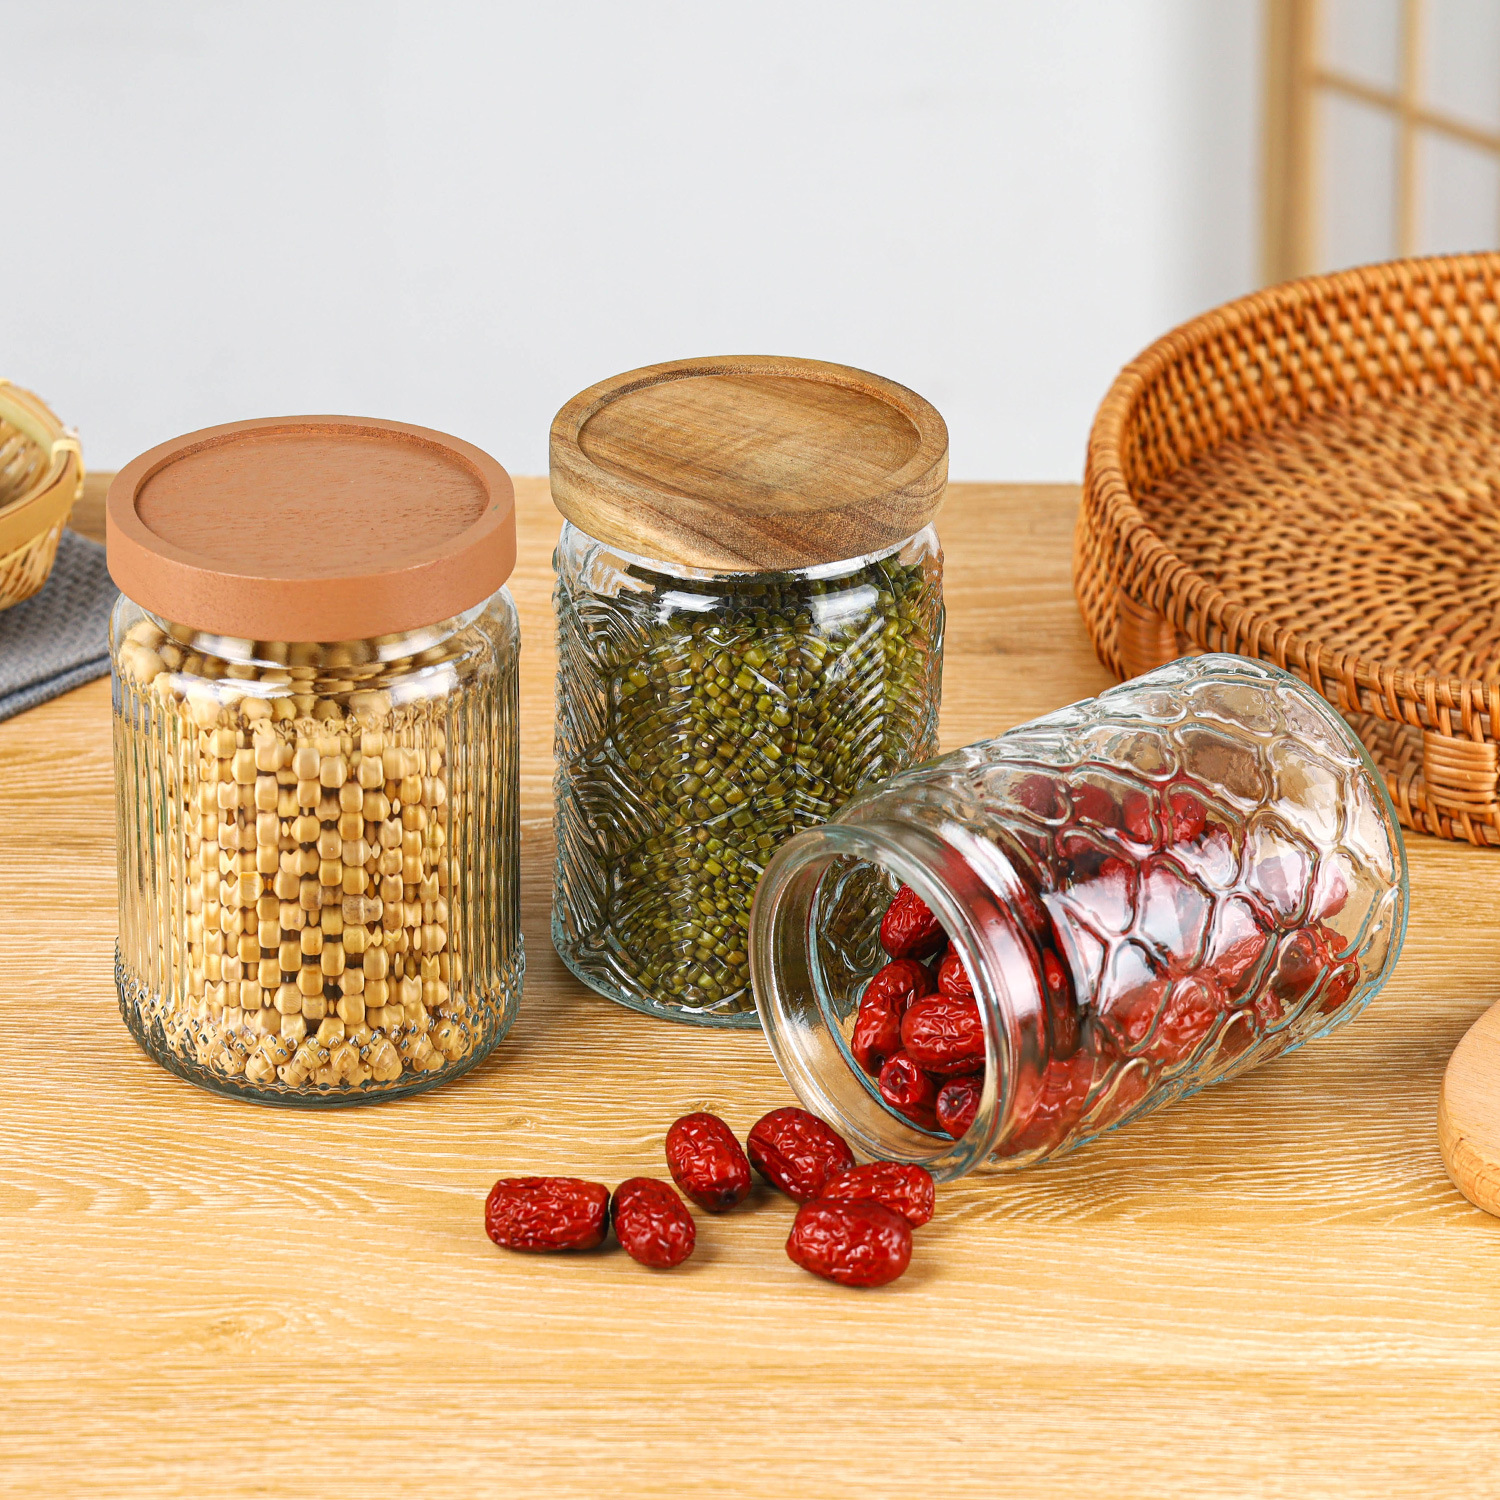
549 356 949 1025
751 655 1409 1178
107 416 522 1104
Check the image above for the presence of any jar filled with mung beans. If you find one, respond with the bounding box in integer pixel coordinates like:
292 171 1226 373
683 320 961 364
550 356 947 1025
107 416 522 1104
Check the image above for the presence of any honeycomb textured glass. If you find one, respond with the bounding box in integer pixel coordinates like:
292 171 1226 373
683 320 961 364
752 655 1408 1177
553 522 943 1025
112 591 522 1105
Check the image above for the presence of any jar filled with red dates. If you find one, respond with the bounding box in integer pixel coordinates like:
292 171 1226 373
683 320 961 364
749 655 1408 1180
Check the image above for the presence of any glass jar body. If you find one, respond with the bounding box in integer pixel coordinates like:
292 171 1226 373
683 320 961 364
751 655 1408 1177
553 521 944 1025
112 589 523 1105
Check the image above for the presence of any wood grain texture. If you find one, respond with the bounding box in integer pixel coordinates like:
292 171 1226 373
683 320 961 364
549 356 948 570
5 477 1498 1500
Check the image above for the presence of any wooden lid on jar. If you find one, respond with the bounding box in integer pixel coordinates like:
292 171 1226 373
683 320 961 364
106 415 516 641
549 356 949 571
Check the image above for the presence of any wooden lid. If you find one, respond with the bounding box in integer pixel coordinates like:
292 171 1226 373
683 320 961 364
1439 998 1500 1217
549 356 948 571
106 415 515 641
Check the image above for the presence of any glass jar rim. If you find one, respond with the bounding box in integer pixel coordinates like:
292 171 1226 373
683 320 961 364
120 589 507 671
750 808 1043 1181
558 518 939 586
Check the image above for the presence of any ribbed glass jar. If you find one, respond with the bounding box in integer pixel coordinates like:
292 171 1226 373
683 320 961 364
751 655 1408 1177
553 521 943 1025
112 591 522 1104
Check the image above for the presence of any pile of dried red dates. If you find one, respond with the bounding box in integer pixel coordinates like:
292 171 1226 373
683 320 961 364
484 1106 932 1287
856 765 1358 1159
856 884 986 1138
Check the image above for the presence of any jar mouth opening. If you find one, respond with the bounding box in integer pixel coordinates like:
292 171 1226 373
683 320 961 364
750 814 1038 1182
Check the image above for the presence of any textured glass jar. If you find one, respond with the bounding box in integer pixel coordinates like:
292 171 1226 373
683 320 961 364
553 521 943 1024
751 655 1409 1177
107 415 522 1104
549 355 951 1025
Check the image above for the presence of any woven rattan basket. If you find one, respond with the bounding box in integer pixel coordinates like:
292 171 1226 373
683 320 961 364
0 381 83 611
1077 250 1500 847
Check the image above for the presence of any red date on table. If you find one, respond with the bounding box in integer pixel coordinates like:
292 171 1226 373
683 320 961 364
748 1107 856 1202
611 1178 697 1268
818 1161 935 1227
484 1177 610 1252
786 1199 913 1287
664 1112 752 1212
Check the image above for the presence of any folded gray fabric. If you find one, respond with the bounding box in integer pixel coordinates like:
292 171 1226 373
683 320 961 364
0 529 117 721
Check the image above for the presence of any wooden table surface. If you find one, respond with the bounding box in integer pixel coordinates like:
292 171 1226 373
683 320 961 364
6 476 1499 1499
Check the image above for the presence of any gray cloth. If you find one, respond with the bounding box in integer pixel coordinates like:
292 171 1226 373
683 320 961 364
0 529 116 721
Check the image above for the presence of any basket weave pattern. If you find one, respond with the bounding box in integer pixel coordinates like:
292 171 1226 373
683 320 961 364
0 520 64 610
0 387 81 611
1076 252 1500 846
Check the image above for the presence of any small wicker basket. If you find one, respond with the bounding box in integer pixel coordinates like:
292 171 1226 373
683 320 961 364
1076 250 1500 848
0 381 83 611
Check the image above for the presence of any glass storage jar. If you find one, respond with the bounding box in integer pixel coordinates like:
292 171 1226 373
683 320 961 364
550 356 948 1026
107 416 522 1104
751 654 1409 1177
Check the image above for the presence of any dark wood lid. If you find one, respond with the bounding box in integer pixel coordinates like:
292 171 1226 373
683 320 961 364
106 415 515 640
549 356 948 571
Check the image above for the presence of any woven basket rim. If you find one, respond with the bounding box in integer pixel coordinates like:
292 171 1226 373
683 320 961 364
0 381 82 557
1084 249 1500 710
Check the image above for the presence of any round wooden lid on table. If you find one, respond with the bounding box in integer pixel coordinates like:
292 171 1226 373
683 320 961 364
549 355 949 573
106 415 516 642
1439 1001 1500 1218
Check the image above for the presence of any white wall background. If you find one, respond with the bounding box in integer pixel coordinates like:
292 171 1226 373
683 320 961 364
0 0 1260 480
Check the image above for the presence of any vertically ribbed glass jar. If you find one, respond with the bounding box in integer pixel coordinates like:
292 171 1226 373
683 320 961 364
107 416 522 1104
751 655 1408 1177
550 357 949 1025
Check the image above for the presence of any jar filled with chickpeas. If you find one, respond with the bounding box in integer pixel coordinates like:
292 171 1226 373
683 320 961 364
551 357 947 1025
106 416 522 1104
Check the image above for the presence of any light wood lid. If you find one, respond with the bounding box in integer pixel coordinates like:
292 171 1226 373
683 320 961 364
550 356 948 571
1438 998 1500 1217
106 415 515 641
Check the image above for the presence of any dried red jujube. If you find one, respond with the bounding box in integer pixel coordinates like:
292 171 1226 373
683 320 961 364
819 1161 935 1226
864 957 934 1014
935 1073 982 1138
664 1112 752 1212
610 1177 697 1268
879 885 946 961
484 1176 610 1252
748 1107 856 1202
1120 780 1208 848
937 949 973 1000
786 1199 913 1287
877 1051 940 1131
1097 972 1225 1065
851 999 904 1077
1041 947 1081 1057
1000 1051 1093 1158
900 993 985 1076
